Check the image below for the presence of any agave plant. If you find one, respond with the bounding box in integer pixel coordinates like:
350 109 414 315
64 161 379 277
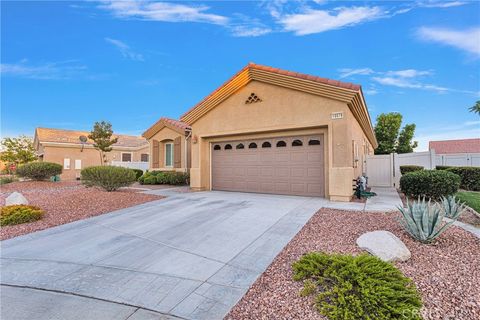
398 198 454 244
438 195 467 220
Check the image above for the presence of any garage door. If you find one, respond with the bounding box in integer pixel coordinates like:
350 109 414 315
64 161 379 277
212 135 324 197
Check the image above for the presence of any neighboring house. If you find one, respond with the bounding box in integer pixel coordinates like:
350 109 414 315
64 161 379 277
429 138 480 154
430 138 480 167
34 128 149 180
144 63 377 201
142 118 191 172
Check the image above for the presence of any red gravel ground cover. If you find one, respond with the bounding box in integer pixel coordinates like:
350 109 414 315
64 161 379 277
0 181 162 240
226 208 480 320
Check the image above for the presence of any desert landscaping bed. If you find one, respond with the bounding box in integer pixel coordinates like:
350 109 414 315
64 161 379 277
0 181 162 240
226 208 480 320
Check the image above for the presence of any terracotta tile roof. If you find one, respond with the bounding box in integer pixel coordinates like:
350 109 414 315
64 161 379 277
429 138 480 154
180 62 361 121
35 127 148 149
160 117 191 131
248 62 361 90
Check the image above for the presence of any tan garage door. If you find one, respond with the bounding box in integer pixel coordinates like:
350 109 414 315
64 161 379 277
212 135 324 197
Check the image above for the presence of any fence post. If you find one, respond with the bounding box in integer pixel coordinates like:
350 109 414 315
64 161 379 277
429 149 436 169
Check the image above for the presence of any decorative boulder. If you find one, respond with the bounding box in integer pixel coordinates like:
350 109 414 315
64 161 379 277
356 231 411 262
5 192 29 206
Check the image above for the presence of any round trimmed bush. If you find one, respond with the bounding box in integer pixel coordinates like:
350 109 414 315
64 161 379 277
400 165 424 175
143 175 157 185
293 252 422 320
400 169 461 199
81 166 136 191
436 165 453 170
132 169 144 180
16 162 62 180
1 205 44 226
446 167 480 191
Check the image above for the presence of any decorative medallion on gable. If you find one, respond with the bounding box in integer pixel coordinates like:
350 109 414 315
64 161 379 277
245 93 262 104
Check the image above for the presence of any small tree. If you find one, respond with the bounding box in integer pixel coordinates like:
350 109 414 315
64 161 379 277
0 136 37 171
396 124 418 154
374 113 402 154
88 121 118 165
374 112 418 154
469 100 480 115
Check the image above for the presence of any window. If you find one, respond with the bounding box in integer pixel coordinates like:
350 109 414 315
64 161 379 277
63 158 70 170
292 139 303 147
236 143 244 149
141 154 149 162
214 145 221 150
248 142 257 149
225 144 232 150
308 139 320 146
276 140 286 147
262 142 271 148
75 159 82 170
122 153 132 162
165 143 173 167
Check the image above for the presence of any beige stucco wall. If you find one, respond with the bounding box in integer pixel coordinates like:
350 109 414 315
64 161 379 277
147 126 188 171
42 145 149 180
187 80 373 201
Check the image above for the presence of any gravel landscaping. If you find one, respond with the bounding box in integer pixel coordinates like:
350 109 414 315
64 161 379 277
0 181 162 240
226 208 480 320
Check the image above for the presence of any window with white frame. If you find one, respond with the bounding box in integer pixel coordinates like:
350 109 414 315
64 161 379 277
75 159 82 170
141 153 149 162
63 158 70 170
165 143 173 167
121 153 132 162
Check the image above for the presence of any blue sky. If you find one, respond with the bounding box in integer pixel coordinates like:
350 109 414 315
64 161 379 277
2 0 479 150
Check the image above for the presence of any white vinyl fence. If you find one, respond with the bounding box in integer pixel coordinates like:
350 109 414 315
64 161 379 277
366 150 480 187
111 161 149 171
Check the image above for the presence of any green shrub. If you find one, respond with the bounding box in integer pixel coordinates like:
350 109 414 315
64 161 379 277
16 162 62 180
436 165 453 170
1 205 44 226
0 176 16 185
400 170 461 199
292 252 422 320
446 167 480 191
398 198 454 243
81 166 136 191
132 169 144 180
138 171 189 185
143 175 157 185
400 165 423 175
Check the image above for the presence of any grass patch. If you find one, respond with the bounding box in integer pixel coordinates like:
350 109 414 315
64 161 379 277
456 191 480 213
293 252 422 320
0 205 44 226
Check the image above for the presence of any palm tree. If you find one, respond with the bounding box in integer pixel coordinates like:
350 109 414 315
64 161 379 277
469 100 480 115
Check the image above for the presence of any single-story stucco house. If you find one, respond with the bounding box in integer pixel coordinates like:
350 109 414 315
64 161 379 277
429 138 480 154
34 128 149 180
143 63 378 201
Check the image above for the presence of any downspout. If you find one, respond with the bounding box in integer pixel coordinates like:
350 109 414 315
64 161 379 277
184 127 192 173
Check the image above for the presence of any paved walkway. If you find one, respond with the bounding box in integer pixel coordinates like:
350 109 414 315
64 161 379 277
1 191 327 320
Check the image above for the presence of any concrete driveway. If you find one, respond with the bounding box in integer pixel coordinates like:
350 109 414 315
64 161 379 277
1 190 327 320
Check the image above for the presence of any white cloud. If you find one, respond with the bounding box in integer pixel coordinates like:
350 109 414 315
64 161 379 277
385 69 432 78
230 25 272 37
0 60 87 80
105 38 144 61
338 68 374 78
420 1 467 8
417 27 480 56
99 1 228 25
279 6 385 35
372 76 449 93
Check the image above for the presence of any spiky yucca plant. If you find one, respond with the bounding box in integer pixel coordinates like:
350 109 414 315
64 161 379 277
439 195 467 220
398 198 454 244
